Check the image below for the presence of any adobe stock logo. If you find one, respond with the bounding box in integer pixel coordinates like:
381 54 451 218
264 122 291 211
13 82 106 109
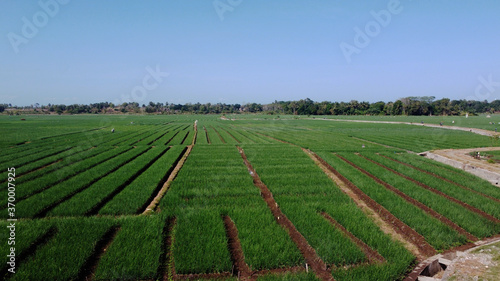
340 0 405 64
213 0 242 21
468 74 500 101
7 0 70 54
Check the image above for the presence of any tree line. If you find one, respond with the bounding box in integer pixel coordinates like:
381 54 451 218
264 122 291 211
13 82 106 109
2 97 500 116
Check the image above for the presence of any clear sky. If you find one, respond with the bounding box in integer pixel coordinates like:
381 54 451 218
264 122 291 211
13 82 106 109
1 0 500 106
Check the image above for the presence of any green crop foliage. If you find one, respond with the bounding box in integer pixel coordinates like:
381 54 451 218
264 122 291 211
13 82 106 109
10 217 114 281
99 145 185 215
93 216 164 280
0 114 498 280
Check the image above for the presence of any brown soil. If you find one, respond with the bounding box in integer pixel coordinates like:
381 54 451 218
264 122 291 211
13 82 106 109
237 146 335 281
222 216 253 280
317 153 436 257
211 126 226 144
161 217 176 281
365 155 500 224
354 154 478 242
302 149 425 260
78 226 120 281
321 212 386 264
143 145 193 215
379 154 500 203
204 126 210 144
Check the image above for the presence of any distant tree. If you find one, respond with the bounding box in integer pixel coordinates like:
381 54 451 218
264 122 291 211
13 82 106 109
0 104 5 113
392 100 403 115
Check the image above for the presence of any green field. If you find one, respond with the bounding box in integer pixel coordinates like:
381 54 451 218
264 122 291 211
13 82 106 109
1 114 499 281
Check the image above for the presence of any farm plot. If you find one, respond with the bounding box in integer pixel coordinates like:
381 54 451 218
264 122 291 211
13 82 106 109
1 115 500 281
160 145 304 276
240 145 415 280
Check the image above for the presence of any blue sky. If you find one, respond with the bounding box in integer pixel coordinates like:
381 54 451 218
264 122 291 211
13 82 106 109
1 0 500 106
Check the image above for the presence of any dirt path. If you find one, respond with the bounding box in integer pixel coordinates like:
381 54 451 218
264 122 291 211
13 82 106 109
143 145 192 215
237 147 334 281
223 216 253 280
425 147 500 185
354 154 478 241
322 119 500 137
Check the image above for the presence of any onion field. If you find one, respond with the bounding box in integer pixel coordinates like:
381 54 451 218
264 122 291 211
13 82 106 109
1 114 499 281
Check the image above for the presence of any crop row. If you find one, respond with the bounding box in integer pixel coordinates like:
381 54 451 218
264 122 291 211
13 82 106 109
381 152 500 201
0 216 168 281
46 146 172 217
98 145 186 215
240 145 414 280
0 145 130 208
319 152 477 249
0 145 89 184
161 145 305 273
12 146 149 218
358 153 500 221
